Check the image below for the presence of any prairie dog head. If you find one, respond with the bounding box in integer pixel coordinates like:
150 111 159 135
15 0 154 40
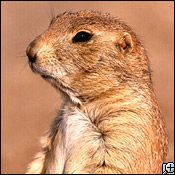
26 11 151 104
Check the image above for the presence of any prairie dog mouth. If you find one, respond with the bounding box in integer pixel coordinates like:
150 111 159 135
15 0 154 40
29 62 55 79
41 74 51 79
40 74 56 81
28 62 80 104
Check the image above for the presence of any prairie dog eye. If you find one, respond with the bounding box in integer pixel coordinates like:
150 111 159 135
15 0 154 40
72 31 93 43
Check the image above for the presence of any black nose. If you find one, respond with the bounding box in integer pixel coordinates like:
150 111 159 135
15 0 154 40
26 40 37 63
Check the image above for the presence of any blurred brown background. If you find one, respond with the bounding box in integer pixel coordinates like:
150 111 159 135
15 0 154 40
1 1 174 174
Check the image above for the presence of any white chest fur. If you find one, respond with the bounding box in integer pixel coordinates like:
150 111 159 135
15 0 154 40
47 107 102 174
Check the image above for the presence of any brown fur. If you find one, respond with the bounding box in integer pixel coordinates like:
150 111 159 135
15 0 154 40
26 10 168 174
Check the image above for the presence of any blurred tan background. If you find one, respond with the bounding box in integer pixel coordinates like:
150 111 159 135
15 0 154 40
1 1 174 174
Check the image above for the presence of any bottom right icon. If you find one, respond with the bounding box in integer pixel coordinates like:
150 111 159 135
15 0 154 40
162 162 174 174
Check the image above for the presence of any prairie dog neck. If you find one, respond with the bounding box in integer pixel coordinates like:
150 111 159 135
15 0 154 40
46 84 156 174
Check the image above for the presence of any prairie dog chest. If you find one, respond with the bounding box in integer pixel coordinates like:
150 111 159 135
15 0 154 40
63 107 99 140
48 107 102 173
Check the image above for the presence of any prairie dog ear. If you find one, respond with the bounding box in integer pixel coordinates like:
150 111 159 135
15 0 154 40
117 32 134 53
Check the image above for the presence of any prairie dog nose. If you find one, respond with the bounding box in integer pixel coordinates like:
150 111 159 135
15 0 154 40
26 38 41 63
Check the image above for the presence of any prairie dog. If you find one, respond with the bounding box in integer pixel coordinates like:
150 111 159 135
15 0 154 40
26 10 168 174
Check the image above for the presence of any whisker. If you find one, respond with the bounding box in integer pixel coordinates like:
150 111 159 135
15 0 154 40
16 49 27 57
18 54 27 58
50 5 55 20
47 3 56 21
16 51 25 55
19 62 28 74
